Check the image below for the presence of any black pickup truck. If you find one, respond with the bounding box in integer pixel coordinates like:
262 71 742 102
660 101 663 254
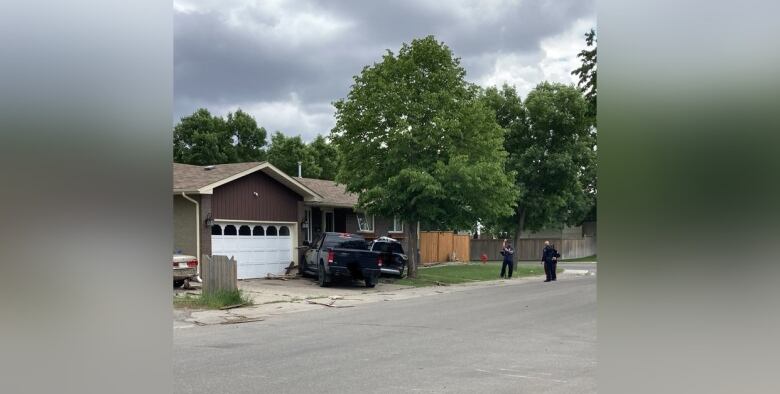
301 232 382 288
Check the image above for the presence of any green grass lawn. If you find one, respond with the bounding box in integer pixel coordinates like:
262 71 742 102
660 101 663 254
390 262 560 287
173 289 252 310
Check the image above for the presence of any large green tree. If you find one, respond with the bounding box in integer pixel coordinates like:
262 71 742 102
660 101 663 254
481 83 595 256
572 28 597 126
331 36 518 278
572 28 598 220
173 108 267 165
227 110 267 162
307 134 340 180
266 132 322 178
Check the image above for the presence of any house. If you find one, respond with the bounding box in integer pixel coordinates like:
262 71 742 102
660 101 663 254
173 162 405 279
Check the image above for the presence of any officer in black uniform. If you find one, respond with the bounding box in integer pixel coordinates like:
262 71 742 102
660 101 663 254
541 240 560 282
499 239 514 279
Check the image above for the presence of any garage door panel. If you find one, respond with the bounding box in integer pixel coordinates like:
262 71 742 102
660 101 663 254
211 222 295 279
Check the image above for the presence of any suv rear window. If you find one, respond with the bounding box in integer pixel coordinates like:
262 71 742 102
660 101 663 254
373 241 404 254
323 234 368 250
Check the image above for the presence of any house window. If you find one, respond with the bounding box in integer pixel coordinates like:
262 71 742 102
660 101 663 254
266 226 277 236
211 225 222 235
224 225 237 236
356 212 374 233
238 225 251 236
389 216 403 233
253 225 264 236
279 226 290 236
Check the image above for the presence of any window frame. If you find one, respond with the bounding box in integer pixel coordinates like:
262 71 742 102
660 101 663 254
355 212 374 233
389 215 404 233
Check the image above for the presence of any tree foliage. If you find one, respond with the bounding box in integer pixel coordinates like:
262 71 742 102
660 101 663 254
331 36 518 277
307 135 340 180
572 28 597 220
266 132 322 178
227 110 267 162
173 108 267 165
572 28 597 125
481 83 595 242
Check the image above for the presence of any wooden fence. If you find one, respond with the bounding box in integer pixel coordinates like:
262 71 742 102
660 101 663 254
470 237 597 261
201 254 237 294
419 231 471 265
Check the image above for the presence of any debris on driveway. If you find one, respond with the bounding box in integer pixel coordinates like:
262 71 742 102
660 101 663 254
306 299 355 308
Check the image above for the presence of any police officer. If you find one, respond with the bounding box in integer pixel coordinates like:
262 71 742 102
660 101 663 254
541 240 560 282
500 239 514 279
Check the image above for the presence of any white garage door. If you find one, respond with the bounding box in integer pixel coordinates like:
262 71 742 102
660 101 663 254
211 222 295 279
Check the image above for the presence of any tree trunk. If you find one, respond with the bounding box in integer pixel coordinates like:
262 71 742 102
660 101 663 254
513 207 526 271
407 221 419 278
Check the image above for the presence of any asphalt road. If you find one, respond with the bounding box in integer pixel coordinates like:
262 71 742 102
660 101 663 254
174 274 596 394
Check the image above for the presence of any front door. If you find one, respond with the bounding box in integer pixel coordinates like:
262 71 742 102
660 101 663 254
334 209 347 233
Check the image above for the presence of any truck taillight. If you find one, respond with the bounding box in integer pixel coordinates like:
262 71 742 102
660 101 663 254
187 260 198 268
327 248 335 265
377 256 383 267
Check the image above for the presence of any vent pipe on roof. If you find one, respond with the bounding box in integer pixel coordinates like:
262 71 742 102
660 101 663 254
297 161 302 178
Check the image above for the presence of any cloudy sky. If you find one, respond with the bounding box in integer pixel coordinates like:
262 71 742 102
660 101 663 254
174 0 596 142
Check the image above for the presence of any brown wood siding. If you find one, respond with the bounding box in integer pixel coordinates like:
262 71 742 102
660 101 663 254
373 216 404 238
211 171 301 222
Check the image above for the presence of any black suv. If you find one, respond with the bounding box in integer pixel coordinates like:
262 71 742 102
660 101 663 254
368 237 407 278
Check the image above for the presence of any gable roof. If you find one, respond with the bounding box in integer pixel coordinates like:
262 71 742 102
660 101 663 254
296 178 358 208
173 162 321 201
174 162 259 192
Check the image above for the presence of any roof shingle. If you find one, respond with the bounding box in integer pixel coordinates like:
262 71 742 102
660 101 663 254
173 162 263 192
297 178 358 207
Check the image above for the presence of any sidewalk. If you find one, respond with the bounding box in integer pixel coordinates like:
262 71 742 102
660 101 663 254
174 268 595 327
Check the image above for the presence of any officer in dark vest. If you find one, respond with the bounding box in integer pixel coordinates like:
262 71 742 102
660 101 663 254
499 239 514 279
541 240 561 282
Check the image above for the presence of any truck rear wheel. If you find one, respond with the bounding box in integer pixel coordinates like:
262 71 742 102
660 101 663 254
318 262 331 287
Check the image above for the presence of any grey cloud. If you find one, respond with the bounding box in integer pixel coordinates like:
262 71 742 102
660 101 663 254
174 0 595 140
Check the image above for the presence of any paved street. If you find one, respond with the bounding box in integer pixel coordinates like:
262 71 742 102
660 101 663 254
174 274 596 394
